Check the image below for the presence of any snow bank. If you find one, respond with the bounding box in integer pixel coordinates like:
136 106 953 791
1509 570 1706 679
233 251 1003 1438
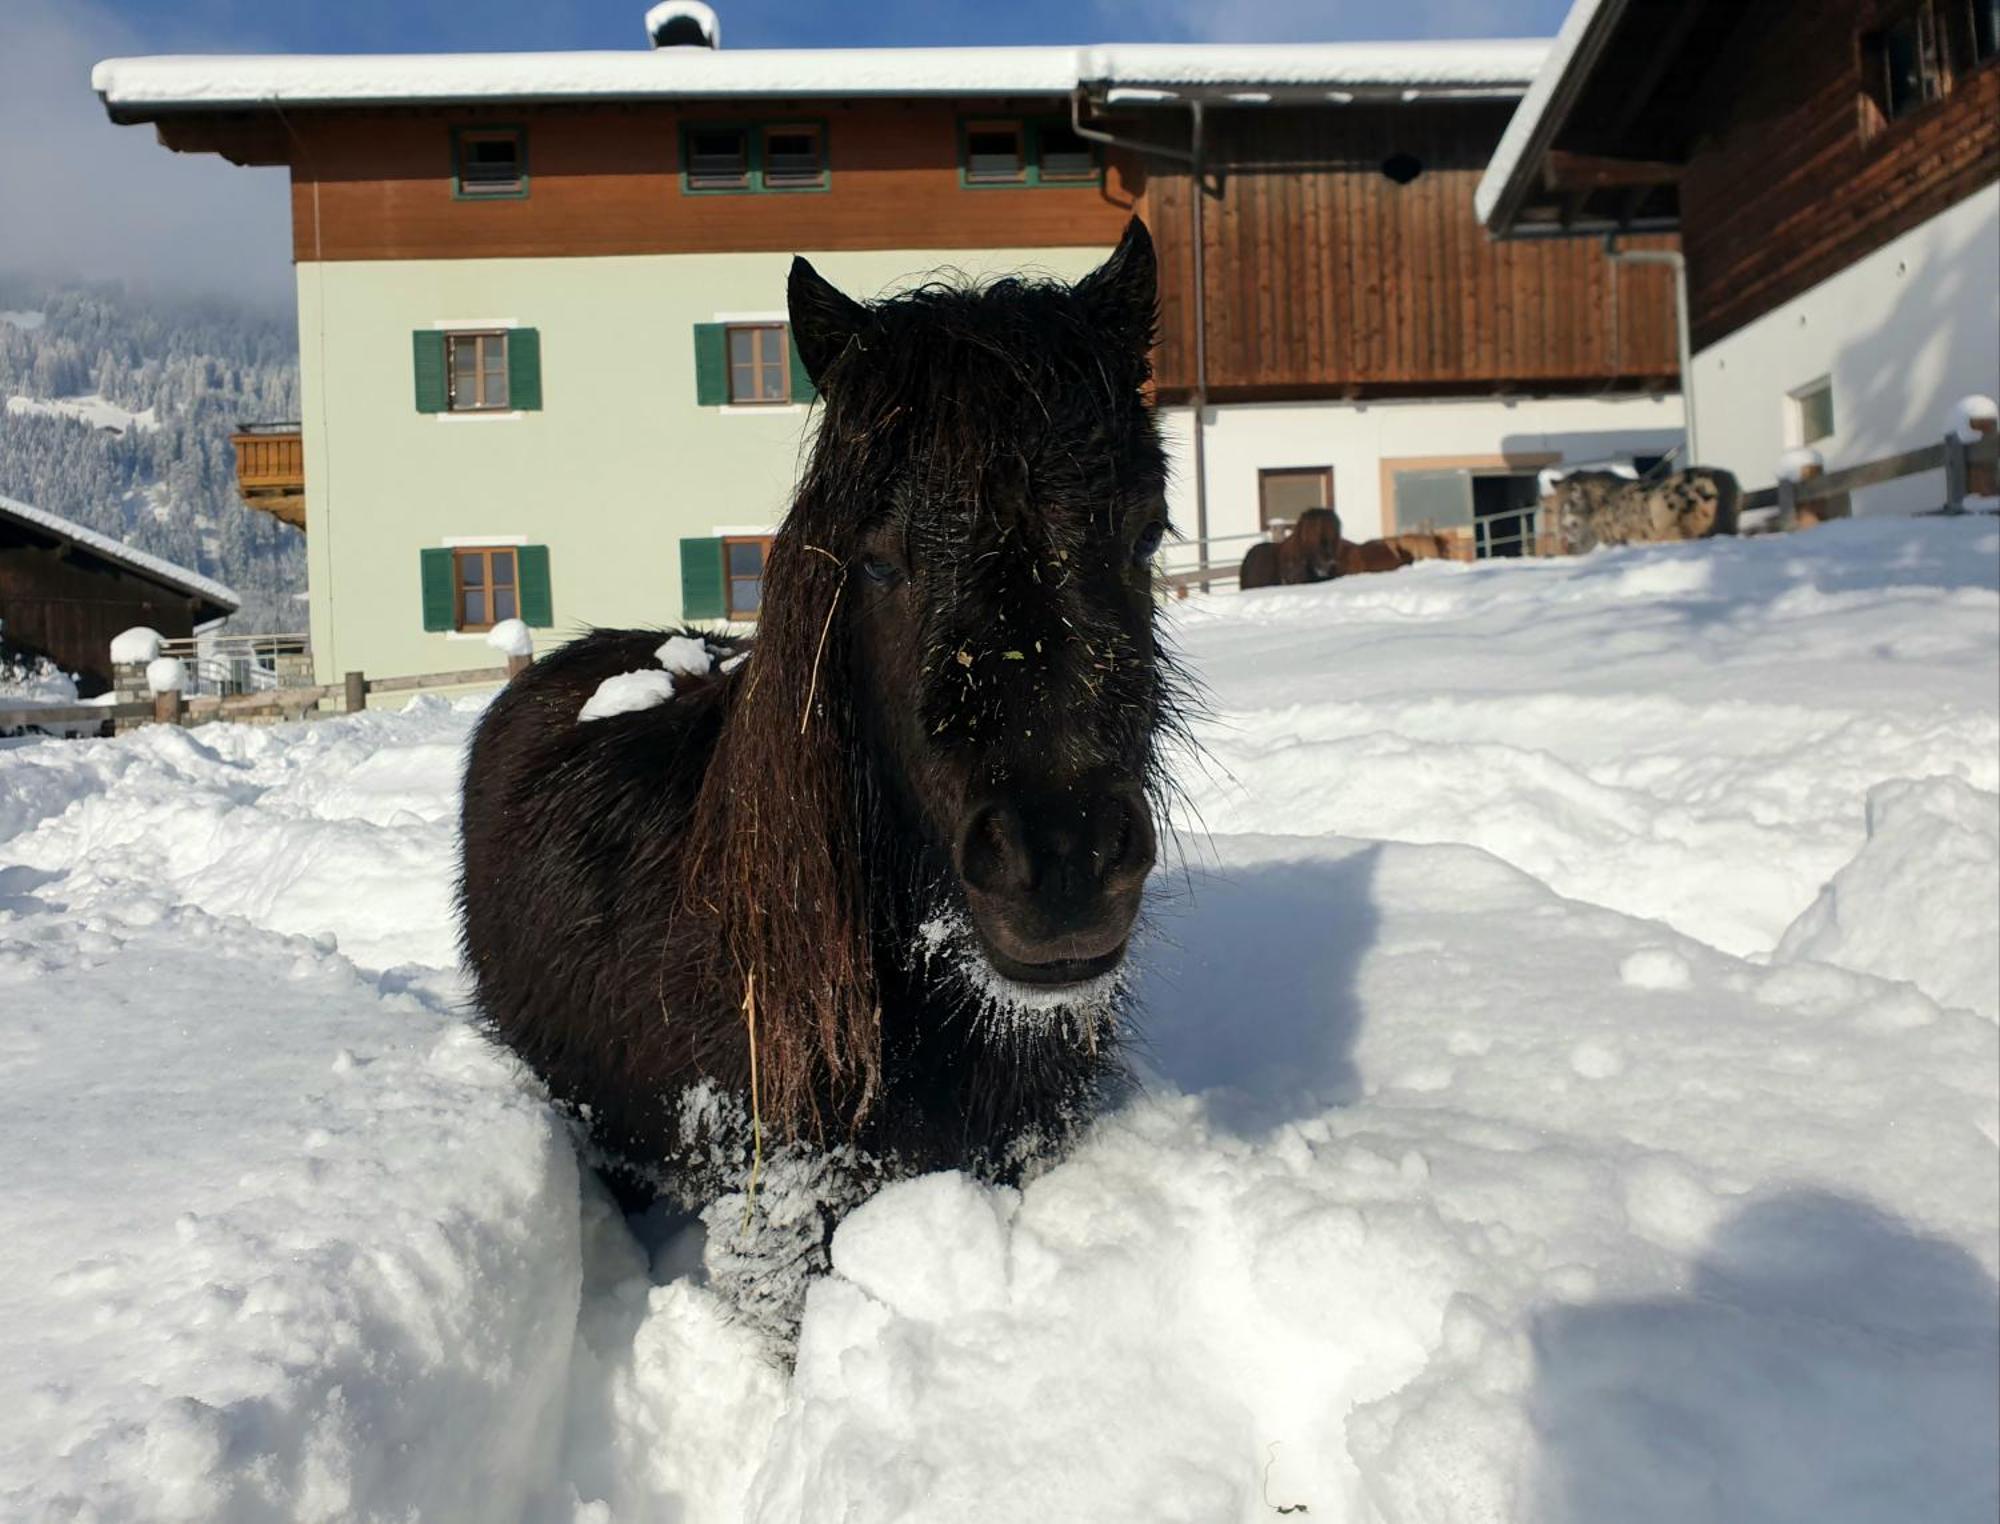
578 669 675 721
1 518 1994 1520
485 617 533 659
731 836 1997 1524
1777 775 2000 1020
110 625 164 665
0 910 582 1521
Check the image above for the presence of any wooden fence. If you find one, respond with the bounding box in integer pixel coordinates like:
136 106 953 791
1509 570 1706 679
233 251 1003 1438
0 659 528 738
1742 427 1998 528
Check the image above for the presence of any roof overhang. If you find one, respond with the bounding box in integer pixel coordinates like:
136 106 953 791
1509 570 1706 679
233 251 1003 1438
94 40 1546 124
1475 0 1741 239
0 493 240 617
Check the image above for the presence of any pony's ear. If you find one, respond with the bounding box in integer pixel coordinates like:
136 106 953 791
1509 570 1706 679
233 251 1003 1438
787 257 868 391
1076 217 1157 360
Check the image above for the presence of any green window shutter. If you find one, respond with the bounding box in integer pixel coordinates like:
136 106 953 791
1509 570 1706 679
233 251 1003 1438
680 538 726 619
786 326 816 402
693 323 729 406
507 327 542 410
420 547 455 630
413 331 448 414
517 544 553 627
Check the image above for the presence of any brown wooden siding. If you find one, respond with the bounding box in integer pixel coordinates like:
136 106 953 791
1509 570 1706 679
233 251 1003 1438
0 525 206 696
1679 2 2000 350
1141 104 1680 400
280 100 1141 262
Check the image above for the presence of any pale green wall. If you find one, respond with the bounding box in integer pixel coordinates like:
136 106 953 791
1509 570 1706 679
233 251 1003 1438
294 247 1111 685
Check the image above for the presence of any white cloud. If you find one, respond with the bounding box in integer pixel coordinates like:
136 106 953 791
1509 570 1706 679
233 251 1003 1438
0 0 293 301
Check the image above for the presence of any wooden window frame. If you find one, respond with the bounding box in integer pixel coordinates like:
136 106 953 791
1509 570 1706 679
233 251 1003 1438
1859 0 1956 140
451 126 528 200
682 120 831 195
958 117 1105 190
761 123 829 189
1257 466 1334 533
446 330 511 413
724 324 792 406
453 546 519 633
1790 376 1836 447
723 535 772 621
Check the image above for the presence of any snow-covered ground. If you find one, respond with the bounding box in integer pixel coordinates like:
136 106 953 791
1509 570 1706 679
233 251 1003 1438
5 391 160 435
2 518 1995 1522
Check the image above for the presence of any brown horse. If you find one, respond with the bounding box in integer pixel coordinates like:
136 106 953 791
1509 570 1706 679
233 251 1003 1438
1238 506 1344 588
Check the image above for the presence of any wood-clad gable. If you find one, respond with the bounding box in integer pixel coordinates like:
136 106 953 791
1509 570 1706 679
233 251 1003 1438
273 99 1141 262
1141 103 1680 401
1676 0 2000 350
1490 0 2000 350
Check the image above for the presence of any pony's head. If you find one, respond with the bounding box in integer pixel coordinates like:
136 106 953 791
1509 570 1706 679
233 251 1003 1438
1291 507 1343 580
688 220 1176 1135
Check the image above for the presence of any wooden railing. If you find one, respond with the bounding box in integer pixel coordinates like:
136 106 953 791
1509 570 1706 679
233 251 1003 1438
231 423 305 530
1741 428 1998 527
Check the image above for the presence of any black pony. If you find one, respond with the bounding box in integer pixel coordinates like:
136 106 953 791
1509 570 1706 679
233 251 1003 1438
459 221 1181 1280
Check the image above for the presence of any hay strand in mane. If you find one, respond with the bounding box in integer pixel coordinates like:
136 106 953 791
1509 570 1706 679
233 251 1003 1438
679 526 879 1143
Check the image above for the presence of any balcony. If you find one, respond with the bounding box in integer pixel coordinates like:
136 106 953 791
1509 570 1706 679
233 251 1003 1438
231 422 305 531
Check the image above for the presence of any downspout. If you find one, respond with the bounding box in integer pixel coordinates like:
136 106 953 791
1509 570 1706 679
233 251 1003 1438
1604 233 1696 466
1069 90 1210 586
1189 100 1210 590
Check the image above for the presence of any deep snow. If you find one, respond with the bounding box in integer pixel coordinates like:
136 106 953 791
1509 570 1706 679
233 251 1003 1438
1 518 1995 1522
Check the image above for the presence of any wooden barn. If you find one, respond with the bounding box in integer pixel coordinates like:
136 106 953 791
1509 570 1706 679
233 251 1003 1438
0 494 239 696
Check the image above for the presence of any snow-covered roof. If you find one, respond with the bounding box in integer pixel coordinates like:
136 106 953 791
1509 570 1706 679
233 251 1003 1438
94 41 1547 116
1474 0 1621 231
0 493 239 612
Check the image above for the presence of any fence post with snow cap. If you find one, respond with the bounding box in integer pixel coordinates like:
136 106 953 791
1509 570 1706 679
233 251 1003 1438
146 656 185 727
1949 396 1998 512
1774 448 1825 532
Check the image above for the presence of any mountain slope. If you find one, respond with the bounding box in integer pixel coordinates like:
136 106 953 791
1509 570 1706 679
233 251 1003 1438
0 278 303 632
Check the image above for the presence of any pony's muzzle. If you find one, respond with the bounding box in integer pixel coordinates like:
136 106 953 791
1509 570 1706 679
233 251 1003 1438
953 778 1155 984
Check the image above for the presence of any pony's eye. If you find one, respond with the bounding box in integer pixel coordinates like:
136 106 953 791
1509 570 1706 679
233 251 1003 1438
1132 521 1167 564
860 557 904 586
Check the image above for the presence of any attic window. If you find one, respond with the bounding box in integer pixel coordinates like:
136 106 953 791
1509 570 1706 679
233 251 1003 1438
762 124 826 188
1038 123 1097 181
454 128 526 198
964 122 1027 183
686 126 750 189
1381 152 1424 185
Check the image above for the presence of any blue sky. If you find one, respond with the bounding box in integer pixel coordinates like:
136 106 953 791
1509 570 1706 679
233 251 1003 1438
92 0 1571 52
1 0 1570 301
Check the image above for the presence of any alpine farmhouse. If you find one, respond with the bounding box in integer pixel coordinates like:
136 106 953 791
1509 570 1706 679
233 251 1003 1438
95 9 1685 685
1477 0 2000 515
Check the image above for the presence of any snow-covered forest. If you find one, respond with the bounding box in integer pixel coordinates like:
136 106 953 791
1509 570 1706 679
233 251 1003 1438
2 517 1993 1521
0 279 303 630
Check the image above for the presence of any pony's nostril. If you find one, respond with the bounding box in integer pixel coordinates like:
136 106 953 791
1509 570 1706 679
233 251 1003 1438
960 803 1033 896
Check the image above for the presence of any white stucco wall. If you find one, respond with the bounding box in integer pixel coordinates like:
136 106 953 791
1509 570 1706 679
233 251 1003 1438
1156 392 1686 553
295 245 1111 685
1689 183 2000 517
